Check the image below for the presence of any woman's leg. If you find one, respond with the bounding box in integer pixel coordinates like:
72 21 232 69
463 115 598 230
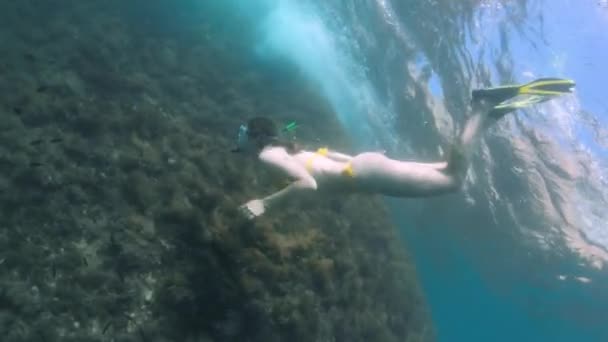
350 100 496 197
444 99 494 186
350 78 573 197
445 78 576 184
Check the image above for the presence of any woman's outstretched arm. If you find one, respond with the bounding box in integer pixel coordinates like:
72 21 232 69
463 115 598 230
239 146 317 219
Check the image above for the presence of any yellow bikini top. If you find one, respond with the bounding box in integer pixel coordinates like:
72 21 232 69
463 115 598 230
305 147 354 177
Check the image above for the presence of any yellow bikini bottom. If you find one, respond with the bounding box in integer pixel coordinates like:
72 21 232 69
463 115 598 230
306 147 354 177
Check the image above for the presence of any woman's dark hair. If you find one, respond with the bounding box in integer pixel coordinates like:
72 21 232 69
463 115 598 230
246 117 300 153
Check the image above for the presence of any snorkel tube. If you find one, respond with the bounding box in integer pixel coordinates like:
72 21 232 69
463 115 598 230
231 121 297 153
282 121 298 133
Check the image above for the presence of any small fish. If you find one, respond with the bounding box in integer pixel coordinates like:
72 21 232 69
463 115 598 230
12 107 22 115
30 162 43 167
82 257 88 266
51 263 56 278
29 139 44 146
49 137 63 143
36 85 48 93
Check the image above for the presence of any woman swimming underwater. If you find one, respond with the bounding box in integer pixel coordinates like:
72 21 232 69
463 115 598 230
234 78 575 219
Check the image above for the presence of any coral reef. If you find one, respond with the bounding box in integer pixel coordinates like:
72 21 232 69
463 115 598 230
0 1 433 341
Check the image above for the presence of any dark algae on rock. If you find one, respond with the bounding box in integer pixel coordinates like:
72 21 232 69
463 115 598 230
0 1 433 341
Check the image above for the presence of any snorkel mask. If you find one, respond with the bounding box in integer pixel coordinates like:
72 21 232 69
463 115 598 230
232 121 298 153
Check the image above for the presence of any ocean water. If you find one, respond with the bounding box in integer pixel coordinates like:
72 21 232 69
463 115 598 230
1 0 607 341
222 0 608 340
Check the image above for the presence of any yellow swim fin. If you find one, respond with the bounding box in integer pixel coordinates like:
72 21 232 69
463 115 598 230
472 78 575 105
489 95 555 119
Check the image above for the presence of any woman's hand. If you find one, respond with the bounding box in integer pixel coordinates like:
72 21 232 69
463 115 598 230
239 198 266 219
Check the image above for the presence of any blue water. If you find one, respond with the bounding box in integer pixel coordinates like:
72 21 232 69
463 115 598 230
229 0 608 340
